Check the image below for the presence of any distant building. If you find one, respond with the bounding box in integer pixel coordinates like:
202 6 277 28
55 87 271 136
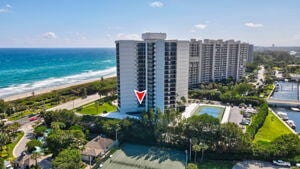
189 39 252 88
81 136 115 162
116 33 189 113
248 44 254 63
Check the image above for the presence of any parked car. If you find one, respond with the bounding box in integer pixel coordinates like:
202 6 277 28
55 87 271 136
296 163 300 167
29 116 38 121
240 118 251 125
272 160 291 167
243 112 252 118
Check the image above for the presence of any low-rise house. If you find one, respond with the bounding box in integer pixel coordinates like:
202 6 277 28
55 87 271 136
81 136 115 162
14 154 35 169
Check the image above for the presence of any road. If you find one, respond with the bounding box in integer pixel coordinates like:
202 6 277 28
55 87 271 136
13 121 35 158
256 65 265 88
47 93 101 111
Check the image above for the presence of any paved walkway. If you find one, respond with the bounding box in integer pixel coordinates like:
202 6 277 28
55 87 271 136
233 160 289 169
13 121 35 157
47 93 101 111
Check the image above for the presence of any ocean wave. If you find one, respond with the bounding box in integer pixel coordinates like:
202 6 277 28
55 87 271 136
0 67 116 99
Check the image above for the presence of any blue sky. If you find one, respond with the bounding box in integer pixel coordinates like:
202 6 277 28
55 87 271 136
0 0 300 47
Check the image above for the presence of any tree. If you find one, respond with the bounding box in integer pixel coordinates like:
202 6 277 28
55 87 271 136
52 149 81 169
31 152 41 167
199 143 208 162
192 144 201 162
270 134 300 157
81 88 87 99
26 139 42 153
34 126 47 137
46 129 86 157
0 132 10 150
43 110 78 128
51 122 66 130
187 163 198 169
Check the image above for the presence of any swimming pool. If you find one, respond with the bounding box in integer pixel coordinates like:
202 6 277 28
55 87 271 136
194 105 225 119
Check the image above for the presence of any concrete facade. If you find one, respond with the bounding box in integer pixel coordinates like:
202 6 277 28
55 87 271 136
188 39 253 88
116 33 252 113
116 33 189 113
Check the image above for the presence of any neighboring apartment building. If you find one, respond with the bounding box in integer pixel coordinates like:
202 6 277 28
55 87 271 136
116 33 253 113
115 33 189 114
188 39 253 88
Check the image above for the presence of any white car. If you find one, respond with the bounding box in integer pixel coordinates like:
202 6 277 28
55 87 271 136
296 163 300 167
272 160 291 167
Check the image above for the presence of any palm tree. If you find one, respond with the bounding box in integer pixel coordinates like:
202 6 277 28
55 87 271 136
199 143 209 162
95 101 99 114
31 152 41 167
192 144 201 162
0 132 10 150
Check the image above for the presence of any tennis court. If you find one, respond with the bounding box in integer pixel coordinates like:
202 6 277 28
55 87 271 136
101 144 186 169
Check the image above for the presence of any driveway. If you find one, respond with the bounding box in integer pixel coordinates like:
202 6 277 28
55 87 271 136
233 160 289 169
13 121 35 157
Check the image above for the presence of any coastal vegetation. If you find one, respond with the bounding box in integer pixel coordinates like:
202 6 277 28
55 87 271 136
189 81 266 106
0 77 116 121
0 121 22 160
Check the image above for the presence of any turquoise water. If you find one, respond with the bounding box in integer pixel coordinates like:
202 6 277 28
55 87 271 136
0 48 116 98
195 106 224 118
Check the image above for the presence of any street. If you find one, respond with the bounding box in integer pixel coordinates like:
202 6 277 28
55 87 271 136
47 93 101 111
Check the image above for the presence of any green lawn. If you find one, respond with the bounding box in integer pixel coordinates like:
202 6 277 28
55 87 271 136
197 160 236 169
0 131 24 160
77 102 117 115
253 111 293 144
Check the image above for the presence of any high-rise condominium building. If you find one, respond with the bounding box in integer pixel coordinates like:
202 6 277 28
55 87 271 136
116 33 189 114
189 39 253 88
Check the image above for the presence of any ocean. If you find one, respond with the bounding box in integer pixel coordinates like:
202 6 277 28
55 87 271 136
0 48 116 99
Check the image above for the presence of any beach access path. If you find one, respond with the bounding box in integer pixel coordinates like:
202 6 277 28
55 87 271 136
47 93 101 111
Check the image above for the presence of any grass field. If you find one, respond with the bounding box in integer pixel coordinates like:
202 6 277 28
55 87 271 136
101 144 186 169
197 160 236 169
77 102 117 115
254 110 293 144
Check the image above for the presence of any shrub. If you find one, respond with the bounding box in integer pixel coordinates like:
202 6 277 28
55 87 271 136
247 104 268 138
26 139 42 153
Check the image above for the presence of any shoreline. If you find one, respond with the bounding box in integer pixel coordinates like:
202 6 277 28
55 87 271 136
2 74 116 102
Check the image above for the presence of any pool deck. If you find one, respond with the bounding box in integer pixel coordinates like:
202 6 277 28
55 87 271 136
182 103 230 123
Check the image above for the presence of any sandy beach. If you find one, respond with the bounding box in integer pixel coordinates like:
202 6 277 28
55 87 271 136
2 74 116 102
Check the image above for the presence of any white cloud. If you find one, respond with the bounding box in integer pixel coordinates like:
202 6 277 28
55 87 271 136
0 4 12 13
194 24 207 29
149 1 164 8
117 33 140 40
244 22 263 28
42 32 57 39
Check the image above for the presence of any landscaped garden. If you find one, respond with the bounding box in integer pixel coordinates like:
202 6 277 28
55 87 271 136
254 110 293 144
0 131 24 160
77 101 117 115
